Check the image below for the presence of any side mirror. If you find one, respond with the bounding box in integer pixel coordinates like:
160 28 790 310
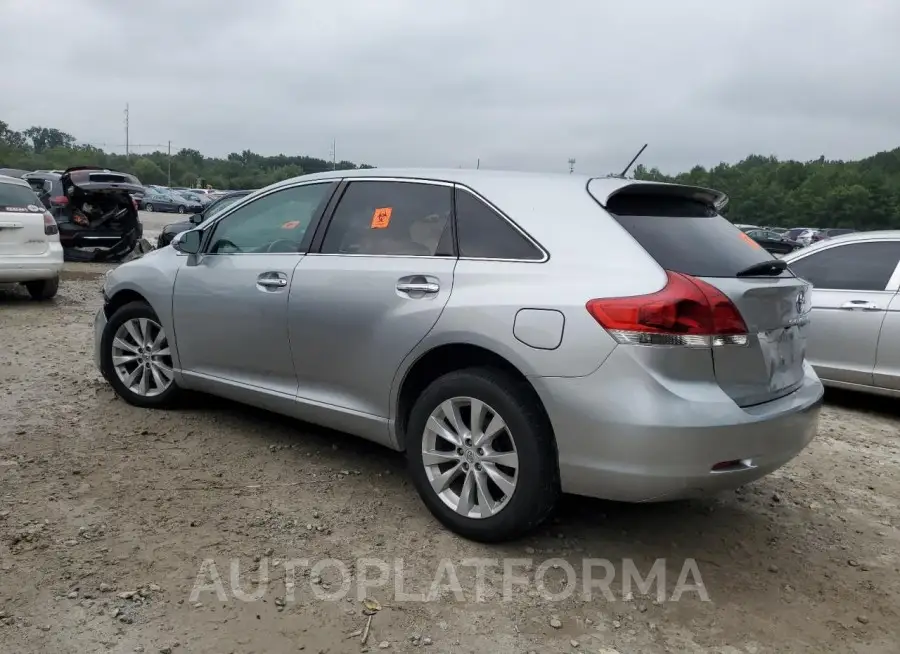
189 213 204 225
173 229 202 254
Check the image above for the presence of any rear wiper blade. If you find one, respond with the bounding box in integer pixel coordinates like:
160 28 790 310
735 259 788 277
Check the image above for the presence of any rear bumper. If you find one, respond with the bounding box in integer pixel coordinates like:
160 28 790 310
59 224 142 248
0 243 64 283
532 349 824 502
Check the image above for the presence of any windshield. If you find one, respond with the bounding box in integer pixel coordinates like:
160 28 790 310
202 194 246 222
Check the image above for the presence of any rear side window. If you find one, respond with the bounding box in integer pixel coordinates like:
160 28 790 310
600 191 774 277
0 181 43 210
321 181 453 256
455 189 544 260
788 241 900 291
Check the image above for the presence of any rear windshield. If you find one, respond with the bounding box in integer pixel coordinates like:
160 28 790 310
600 191 776 277
0 181 42 209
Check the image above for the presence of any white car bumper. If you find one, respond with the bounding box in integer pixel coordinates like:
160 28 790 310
0 243 64 283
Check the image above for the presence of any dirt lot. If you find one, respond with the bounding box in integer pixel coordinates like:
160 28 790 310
1 270 899 654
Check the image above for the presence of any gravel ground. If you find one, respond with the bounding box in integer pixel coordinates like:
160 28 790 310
1 270 899 654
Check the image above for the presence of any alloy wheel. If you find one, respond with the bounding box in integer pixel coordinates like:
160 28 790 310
111 317 174 397
421 396 519 518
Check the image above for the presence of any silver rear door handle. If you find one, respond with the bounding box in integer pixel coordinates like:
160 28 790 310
257 272 288 289
840 300 880 311
396 282 439 294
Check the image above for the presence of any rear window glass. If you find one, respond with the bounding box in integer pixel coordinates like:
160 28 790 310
599 191 776 277
0 181 42 209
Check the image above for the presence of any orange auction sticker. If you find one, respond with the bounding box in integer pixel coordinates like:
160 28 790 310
281 220 301 229
371 207 392 229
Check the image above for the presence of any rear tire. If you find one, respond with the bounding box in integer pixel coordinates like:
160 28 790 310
406 367 559 542
24 276 59 300
144 203 154 212
177 206 186 214
100 301 181 408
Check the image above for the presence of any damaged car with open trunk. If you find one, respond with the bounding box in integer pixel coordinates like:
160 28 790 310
29 166 145 262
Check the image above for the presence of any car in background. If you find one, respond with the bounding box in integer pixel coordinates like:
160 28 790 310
42 167 145 262
96 169 823 541
784 231 900 397
794 229 827 247
741 228 801 255
784 227 814 243
139 188 203 214
0 168 30 179
173 189 210 206
155 190 253 248
0 174 63 299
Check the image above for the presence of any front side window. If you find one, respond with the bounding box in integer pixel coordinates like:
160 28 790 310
455 188 544 260
789 241 900 291
207 183 332 254
320 181 452 256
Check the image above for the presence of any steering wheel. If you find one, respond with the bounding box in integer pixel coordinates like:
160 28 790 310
264 239 299 253
211 238 240 254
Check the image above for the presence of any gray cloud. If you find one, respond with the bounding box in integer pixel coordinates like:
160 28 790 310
1 0 898 174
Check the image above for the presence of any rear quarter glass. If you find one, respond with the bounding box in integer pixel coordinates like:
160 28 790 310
599 192 780 278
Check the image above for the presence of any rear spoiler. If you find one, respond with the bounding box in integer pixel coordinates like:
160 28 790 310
587 178 729 212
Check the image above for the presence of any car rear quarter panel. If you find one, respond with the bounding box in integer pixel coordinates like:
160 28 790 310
398 177 669 379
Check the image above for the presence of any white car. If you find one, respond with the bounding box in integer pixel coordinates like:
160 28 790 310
0 174 64 300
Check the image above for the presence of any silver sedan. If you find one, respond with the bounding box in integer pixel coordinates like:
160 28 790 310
784 230 900 396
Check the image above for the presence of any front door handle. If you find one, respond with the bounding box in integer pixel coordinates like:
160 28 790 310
257 272 288 289
396 282 439 294
840 300 880 311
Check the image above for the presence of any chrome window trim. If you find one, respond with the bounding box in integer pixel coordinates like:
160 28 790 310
198 180 335 256
787 237 900 292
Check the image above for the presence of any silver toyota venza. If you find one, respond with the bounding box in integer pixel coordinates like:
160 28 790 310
94 169 824 542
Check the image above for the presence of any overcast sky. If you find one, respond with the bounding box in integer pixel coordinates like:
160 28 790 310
2 0 898 174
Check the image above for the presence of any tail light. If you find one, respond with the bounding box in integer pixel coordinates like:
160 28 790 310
50 196 69 206
586 271 748 348
132 198 138 211
43 212 59 236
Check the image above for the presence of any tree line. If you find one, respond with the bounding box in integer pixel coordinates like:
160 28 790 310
3 119 899 229
0 120 373 191
633 149 900 230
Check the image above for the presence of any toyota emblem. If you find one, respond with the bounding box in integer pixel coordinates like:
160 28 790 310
796 289 806 314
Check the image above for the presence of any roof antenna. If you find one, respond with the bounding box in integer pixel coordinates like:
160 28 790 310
618 143 648 178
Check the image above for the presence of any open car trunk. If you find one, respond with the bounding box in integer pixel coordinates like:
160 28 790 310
56 167 144 262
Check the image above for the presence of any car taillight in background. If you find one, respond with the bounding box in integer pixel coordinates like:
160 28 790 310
586 271 749 348
43 212 59 236
50 196 69 206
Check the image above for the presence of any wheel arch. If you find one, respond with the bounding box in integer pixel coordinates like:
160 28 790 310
393 342 555 454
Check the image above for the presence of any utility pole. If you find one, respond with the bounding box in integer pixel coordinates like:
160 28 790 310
124 103 130 157
568 158 576 174
330 139 336 170
476 158 480 170
167 140 172 186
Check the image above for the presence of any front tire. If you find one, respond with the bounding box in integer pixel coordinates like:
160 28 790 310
177 205 186 214
144 203 154 212
406 367 559 542
100 301 180 408
24 276 59 300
